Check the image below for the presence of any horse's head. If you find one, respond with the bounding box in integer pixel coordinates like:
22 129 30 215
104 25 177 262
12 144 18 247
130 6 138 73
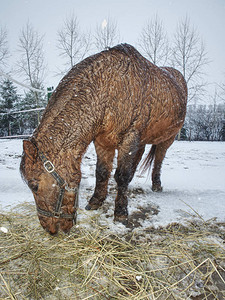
20 140 79 235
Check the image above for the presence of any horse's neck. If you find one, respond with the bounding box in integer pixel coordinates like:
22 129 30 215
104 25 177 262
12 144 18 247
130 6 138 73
34 102 95 173
33 127 89 186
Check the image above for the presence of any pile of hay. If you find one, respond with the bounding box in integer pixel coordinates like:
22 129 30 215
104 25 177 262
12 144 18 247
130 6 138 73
0 203 224 300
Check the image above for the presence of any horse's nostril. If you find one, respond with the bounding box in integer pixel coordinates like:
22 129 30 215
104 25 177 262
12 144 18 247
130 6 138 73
46 225 59 236
44 220 60 236
48 230 59 236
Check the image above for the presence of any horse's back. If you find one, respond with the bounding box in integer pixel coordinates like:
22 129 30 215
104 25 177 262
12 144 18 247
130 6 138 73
96 45 187 146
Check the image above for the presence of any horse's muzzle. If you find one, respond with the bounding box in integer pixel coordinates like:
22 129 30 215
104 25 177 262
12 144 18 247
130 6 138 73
38 215 74 235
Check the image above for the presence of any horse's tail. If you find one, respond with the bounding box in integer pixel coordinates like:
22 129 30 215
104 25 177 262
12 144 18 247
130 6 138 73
141 145 156 173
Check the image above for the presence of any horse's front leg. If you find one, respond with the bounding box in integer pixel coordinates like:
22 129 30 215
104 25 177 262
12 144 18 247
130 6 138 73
85 142 115 210
114 134 145 224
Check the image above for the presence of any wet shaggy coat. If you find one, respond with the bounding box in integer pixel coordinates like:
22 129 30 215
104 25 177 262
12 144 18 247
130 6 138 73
20 44 187 234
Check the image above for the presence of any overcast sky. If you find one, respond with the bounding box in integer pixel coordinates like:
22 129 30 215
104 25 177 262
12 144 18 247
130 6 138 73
1 0 225 98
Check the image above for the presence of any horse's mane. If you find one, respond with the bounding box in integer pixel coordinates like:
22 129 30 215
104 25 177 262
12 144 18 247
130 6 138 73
54 44 142 99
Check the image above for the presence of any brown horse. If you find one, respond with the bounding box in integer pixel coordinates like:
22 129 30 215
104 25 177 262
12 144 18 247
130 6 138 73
20 44 187 235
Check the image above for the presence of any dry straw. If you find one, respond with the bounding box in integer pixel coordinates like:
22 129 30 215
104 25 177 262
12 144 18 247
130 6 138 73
0 202 224 299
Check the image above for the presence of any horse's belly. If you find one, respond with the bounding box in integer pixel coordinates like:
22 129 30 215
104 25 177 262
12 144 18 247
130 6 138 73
143 119 182 144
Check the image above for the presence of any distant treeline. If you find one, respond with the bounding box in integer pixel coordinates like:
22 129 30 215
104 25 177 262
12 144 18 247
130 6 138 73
181 104 225 141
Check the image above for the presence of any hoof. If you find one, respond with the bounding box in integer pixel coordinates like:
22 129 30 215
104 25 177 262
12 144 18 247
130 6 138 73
85 203 101 210
152 185 163 192
85 196 104 211
114 215 128 225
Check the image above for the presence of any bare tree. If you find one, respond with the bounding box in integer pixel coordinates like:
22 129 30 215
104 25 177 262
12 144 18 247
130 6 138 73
57 14 91 70
218 78 225 103
139 15 169 65
0 26 9 66
17 22 46 124
17 21 46 89
171 16 209 102
94 17 120 51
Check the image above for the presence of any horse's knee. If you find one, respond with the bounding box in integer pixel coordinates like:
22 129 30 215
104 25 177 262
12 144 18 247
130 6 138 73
114 167 133 188
86 159 112 211
96 161 110 182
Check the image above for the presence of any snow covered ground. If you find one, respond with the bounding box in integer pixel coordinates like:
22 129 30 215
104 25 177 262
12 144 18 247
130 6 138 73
0 139 224 233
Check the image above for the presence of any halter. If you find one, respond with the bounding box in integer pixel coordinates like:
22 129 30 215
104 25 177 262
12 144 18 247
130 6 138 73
32 141 79 223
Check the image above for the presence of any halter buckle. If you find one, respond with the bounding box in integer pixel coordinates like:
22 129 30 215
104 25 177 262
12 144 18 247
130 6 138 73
53 211 61 218
44 160 55 173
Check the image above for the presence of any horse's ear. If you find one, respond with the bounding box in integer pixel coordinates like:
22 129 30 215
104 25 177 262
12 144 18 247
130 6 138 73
23 140 37 161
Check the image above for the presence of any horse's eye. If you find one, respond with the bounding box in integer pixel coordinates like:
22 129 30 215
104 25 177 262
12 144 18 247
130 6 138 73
28 180 39 194
32 184 39 193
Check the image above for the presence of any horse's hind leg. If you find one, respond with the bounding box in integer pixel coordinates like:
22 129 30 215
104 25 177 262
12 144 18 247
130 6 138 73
85 142 115 210
152 136 175 192
114 134 145 224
